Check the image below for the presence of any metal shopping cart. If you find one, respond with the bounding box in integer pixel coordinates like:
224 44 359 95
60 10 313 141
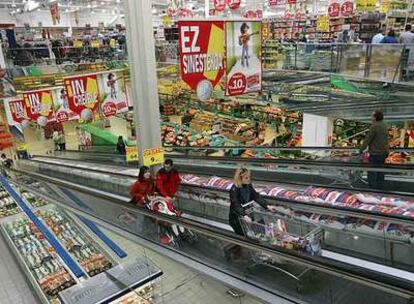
240 206 323 292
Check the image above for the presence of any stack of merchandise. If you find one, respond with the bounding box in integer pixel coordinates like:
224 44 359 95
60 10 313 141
21 191 49 208
0 187 21 217
4 217 76 298
37 209 113 276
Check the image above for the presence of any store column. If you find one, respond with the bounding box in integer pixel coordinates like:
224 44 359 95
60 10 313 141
302 113 334 153
124 0 163 166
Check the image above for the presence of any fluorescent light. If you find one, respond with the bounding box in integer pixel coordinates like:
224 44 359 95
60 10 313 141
102 9 106 13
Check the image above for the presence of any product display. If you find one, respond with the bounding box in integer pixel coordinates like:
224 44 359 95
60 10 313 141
0 185 21 217
36 208 113 276
3 216 77 300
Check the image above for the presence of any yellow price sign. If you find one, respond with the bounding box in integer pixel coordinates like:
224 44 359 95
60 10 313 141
162 16 172 27
16 143 28 151
126 146 139 163
317 16 330 32
143 147 164 167
365 0 376 11
356 0 365 11
109 39 116 48
91 40 100 48
73 40 83 48
380 0 389 12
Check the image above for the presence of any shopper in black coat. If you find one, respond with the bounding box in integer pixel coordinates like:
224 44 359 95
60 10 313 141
229 168 277 235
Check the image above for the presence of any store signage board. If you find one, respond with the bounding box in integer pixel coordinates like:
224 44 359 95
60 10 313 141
268 0 279 6
22 89 56 126
214 0 226 11
52 87 80 123
317 16 330 32
341 1 354 16
227 0 241 9
98 72 128 117
225 21 262 96
126 146 139 163
64 74 101 122
143 147 164 167
380 0 390 13
59 258 162 304
4 98 27 127
178 20 225 92
328 2 340 17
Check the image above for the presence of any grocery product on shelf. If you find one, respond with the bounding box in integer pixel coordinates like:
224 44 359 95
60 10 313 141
0 186 21 217
36 208 113 277
3 216 77 300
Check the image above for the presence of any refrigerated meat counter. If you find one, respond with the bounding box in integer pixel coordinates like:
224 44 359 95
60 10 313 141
0 176 162 304
17 155 414 273
6 166 414 304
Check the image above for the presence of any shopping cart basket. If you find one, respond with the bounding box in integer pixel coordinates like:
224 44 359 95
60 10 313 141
240 206 323 292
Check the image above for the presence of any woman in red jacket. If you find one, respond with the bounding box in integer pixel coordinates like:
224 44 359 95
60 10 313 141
156 159 181 199
129 166 155 207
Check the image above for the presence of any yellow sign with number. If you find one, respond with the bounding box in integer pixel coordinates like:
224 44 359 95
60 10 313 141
16 143 28 151
356 0 366 11
365 0 376 11
380 0 389 12
143 147 164 167
317 16 330 32
126 146 139 163
91 40 100 48
73 40 83 48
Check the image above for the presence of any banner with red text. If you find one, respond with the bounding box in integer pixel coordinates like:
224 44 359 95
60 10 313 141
63 74 101 122
226 21 262 96
4 98 28 126
22 89 56 126
52 87 80 123
178 20 225 95
98 71 128 117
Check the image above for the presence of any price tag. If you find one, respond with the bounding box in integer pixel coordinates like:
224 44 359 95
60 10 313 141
317 16 330 32
380 0 389 12
91 40 100 48
328 2 340 17
73 40 83 48
268 0 278 6
109 39 116 48
143 147 164 167
16 143 28 151
227 0 241 9
214 0 226 11
356 0 366 12
126 146 138 163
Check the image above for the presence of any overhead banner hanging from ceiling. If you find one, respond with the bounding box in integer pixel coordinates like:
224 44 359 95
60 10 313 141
49 1 61 25
52 87 80 123
22 89 56 126
4 98 28 127
98 71 128 117
225 21 262 96
178 20 225 100
63 74 101 122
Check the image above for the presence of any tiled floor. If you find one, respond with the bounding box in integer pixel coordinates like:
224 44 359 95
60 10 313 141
0 234 40 304
101 227 265 304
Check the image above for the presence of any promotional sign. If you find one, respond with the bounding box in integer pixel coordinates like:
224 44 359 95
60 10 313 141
380 0 390 13
98 71 128 117
317 16 330 32
5 98 28 126
143 147 164 167
52 87 80 123
341 1 354 16
126 146 139 163
328 2 340 17
356 0 366 11
243 10 256 18
365 0 376 11
178 21 225 93
22 89 56 126
268 0 279 6
214 0 226 11
227 0 241 9
226 21 262 96
49 1 60 25
64 74 100 122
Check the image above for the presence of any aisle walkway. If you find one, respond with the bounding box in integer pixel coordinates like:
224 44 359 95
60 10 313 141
0 234 39 304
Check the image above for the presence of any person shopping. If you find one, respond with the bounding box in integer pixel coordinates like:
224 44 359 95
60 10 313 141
229 167 277 236
360 110 389 189
129 166 155 207
156 159 181 200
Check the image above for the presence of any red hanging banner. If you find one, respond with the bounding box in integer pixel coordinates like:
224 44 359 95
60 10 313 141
268 0 278 6
22 89 56 126
341 1 354 16
6 98 27 126
214 0 226 11
63 74 100 121
328 2 341 17
178 21 225 91
227 0 241 9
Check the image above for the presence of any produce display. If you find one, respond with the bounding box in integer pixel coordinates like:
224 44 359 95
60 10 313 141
3 217 76 299
21 191 49 208
36 208 113 277
0 186 21 217
178 174 414 242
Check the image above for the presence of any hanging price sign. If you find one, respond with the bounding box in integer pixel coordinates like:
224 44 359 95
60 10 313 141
317 16 330 32
214 0 226 11
227 0 241 9
356 0 366 12
380 0 390 13
288 0 297 4
328 2 340 17
341 1 354 16
365 0 376 11
143 147 164 166
268 0 278 6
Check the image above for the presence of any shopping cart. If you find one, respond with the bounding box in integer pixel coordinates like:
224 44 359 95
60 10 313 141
240 206 323 292
148 196 198 247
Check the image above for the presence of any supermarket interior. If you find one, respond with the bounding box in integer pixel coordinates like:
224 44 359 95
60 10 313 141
1 0 414 303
